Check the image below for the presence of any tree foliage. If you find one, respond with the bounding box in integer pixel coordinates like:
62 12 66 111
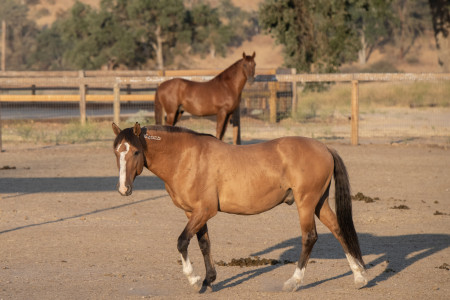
260 0 443 71
429 0 450 71
3 0 447 71
188 3 231 58
390 0 430 59
260 0 360 73
0 0 39 70
29 20 66 70
348 0 393 64
29 0 252 70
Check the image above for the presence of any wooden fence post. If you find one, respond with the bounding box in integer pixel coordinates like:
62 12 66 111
291 68 297 118
351 80 359 145
78 70 86 125
113 83 120 124
268 81 278 123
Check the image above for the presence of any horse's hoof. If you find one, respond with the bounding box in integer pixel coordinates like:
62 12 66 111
189 275 202 292
282 278 301 292
199 283 213 294
354 274 368 289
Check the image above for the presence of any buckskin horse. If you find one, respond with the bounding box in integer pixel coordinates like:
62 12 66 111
154 52 256 143
112 122 367 292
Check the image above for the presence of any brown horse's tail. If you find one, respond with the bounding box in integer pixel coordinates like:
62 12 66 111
329 148 365 268
154 89 163 124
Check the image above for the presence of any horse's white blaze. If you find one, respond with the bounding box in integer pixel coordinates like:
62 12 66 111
181 255 201 287
117 142 130 194
345 253 367 287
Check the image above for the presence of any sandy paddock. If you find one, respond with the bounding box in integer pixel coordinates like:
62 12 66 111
0 138 449 299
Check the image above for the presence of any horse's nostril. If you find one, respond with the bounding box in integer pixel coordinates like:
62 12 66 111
125 185 132 196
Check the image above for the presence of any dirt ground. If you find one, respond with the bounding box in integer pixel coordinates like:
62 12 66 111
0 136 449 299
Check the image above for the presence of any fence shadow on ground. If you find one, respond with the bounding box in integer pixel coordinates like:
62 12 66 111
213 232 450 291
0 175 165 194
0 194 168 235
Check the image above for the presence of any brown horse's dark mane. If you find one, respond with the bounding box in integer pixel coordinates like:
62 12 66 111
114 125 215 149
145 125 216 138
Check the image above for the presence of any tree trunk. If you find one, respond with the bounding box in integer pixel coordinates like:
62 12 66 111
435 31 450 72
358 30 367 65
209 46 216 59
398 3 406 60
154 25 164 70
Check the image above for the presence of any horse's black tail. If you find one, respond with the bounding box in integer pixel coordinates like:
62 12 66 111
154 90 163 124
329 148 365 268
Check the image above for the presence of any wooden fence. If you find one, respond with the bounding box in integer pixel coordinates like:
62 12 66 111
1 70 449 151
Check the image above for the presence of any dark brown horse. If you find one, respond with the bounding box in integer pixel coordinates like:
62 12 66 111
112 122 367 292
154 52 256 142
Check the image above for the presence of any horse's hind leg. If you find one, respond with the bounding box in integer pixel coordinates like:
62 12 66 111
283 200 318 292
196 223 216 291
316 198 367 288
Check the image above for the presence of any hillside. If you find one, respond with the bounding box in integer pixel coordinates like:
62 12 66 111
28 0 441 72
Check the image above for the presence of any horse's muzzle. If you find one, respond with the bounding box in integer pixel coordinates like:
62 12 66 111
116 182 132 196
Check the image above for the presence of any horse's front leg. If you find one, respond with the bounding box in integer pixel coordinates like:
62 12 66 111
196 223 216 292
177 212 210 292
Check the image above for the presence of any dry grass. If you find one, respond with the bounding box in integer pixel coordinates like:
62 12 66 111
296 81 450 121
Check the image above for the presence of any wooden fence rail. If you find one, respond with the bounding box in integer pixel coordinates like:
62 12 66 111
1 70 449 151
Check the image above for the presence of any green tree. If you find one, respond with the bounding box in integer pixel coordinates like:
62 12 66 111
259 0 360 73
390 0 430 60
348 0 394 65
429 0 450 71
0 0 39 70
217 0 259 47
188 3 232 58
186 0 257 59
125 0 190 69
56 1 139 70
29 0 258 70
29 20 66 70
57 1 101 69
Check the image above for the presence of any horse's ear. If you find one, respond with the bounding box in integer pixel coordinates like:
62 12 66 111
133 122 141 136
243 52 246 59
112 123 121 136
251 51 255 59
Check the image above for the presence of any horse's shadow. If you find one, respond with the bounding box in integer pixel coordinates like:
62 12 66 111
213 232 450 291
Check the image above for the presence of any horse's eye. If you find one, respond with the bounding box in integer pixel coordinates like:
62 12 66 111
134 151 140 156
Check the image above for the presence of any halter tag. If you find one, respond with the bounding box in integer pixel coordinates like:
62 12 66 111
144 133 161 141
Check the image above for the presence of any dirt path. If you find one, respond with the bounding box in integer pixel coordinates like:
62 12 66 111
0 141 449 299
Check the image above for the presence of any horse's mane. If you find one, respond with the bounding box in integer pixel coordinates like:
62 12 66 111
145 125 216 138
114 125 215 149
